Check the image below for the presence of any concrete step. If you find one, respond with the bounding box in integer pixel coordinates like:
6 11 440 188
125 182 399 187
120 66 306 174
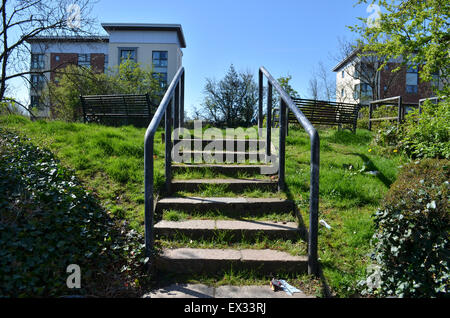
154 219 300 241
173 139 266 151
156 197 293 215
156 248 308 274
170 178 279 193
144 283 313 298
172 150 268 164
172 163 277 176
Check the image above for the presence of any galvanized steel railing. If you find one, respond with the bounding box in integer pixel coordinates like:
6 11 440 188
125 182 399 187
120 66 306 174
258 66 320 276
144 67 184 258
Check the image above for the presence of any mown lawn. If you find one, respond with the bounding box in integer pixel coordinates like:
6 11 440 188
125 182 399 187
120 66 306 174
0 114 407 297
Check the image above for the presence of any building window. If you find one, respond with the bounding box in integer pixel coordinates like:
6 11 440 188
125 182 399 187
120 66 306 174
55 55 60 62
361 83 372 99
341 88 345 97
406 64 418 94
104 54 109 73
31 74 46 91
153 72 168 89
341 71 345 78
431 70 440 89
30 95 43 110
31 54 45 69
152 51 168 68
119 48 137 64
152 51 168 89
78 54 91 68
354 64 360 79
353 83 372 100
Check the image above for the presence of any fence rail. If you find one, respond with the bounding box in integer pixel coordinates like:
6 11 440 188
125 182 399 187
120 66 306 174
368 96 418 130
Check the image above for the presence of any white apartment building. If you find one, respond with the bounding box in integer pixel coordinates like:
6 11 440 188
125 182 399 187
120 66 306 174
333 49 438 106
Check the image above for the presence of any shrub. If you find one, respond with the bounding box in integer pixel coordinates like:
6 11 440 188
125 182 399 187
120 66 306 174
399 98 450 159
360 159 449 297
0 128 150 297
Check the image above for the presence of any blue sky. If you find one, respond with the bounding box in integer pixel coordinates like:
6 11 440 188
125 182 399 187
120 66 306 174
15 0 372 117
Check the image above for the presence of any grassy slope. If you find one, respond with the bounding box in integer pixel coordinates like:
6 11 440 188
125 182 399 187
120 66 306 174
0 115 407 297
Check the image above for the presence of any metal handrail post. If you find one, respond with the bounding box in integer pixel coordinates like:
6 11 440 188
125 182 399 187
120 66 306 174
258 70 264 137
266 82 272 158
308 131 320 275
278 99 286 191
180 72 185 128
165 97 172 193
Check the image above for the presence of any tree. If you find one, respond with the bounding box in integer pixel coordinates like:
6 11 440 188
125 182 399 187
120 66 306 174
333 37 402 103
200 64 258 127
43 59 161 121
0 0 96 108
277 75 300 99
308 77 319 100
308 61 335 101
270 74 301 109
350 0 450 96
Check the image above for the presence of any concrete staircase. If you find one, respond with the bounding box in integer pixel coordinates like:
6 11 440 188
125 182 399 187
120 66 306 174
152 135 308 291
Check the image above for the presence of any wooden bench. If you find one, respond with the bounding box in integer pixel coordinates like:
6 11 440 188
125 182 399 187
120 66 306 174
80 94 154 127
274 98 361 133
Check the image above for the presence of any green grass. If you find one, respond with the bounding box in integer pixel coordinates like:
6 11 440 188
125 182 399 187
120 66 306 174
0 115 408 297
0 115 165 230
284 125 406 296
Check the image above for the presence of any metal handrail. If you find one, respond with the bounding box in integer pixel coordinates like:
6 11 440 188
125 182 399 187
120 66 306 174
259 66 320 276
144 67 185 258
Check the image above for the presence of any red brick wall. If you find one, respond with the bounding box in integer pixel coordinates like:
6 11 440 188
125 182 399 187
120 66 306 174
379 63 435 103
91 53 105 73
50 53 78 81
50 53 106 81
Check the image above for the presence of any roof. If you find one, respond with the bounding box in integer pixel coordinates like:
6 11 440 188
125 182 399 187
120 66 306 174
101 23 186 48
332 48 361 72
26 35 109 43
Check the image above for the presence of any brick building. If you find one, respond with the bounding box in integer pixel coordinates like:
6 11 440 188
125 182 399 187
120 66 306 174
333 49 440 105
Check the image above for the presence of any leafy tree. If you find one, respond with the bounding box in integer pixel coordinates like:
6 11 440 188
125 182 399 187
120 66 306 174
43 59 161 121
277 75 300 99
200 64 258 127
350 0 450 96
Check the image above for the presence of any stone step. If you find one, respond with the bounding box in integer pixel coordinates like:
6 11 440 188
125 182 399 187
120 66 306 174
170 178 279 193
172 163 277 176
156 197 293 215
156 248 308 274
172 150 268 164
173 139 266 151
144 283 313 298
154 219 300 241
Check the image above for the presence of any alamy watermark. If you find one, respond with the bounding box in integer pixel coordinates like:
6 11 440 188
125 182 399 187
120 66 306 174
66 264 81 289
66 4 81 29
171 120 279 175
366 4 381 28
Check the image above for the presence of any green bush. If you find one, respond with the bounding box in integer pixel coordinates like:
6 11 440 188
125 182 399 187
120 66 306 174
0 128 150 297
400 98 450 159
360 159 449 297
